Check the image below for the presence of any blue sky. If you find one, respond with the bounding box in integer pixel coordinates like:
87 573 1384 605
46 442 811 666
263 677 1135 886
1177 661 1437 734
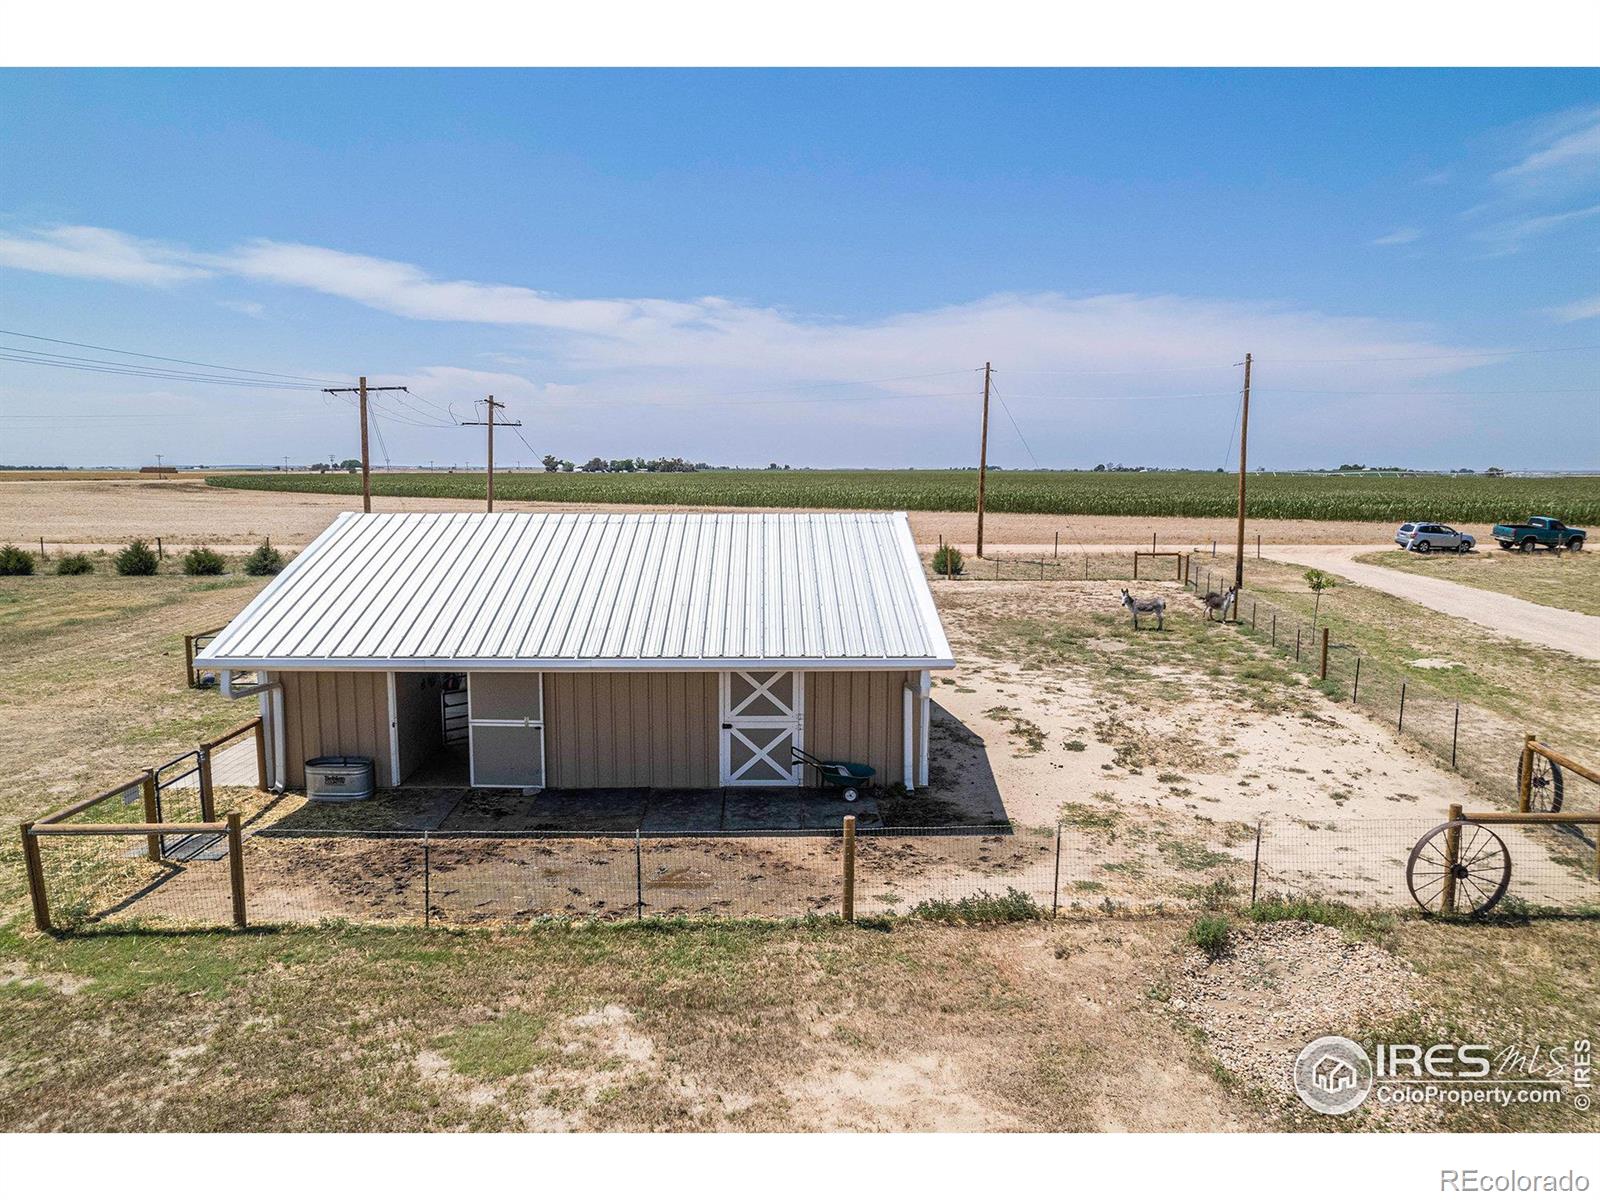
2 68 1597 469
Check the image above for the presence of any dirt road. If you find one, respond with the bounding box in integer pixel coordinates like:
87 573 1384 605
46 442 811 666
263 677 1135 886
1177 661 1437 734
1266 544 1600 662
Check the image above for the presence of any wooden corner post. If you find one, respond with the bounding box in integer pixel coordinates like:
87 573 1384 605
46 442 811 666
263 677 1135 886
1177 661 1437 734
254 717 269 792
20 822 51 933
197 745 215 823
842 814 856 923
141 770 161 862
1441 803 1463 914
1319 627 1330 680
227 812 247 929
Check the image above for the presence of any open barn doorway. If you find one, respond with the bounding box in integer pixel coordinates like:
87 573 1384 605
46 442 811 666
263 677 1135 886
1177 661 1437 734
391 672 469 787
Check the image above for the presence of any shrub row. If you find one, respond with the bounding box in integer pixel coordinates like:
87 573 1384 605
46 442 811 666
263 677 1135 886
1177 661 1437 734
0 541 286 577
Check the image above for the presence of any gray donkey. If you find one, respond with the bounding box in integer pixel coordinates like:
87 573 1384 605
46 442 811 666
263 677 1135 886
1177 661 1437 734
1119 588 1165 630
1201 585 1237 622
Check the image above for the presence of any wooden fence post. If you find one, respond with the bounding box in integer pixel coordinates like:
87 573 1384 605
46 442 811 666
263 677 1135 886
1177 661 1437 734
1319 627 1329 680
184 633 197 689
254 718 268 791
1398 682 1407 732
141 770 161 861
1451 705 1460 768
634 828 644 920
1519 733 1536 813
1133 553 1140 581
226 812 247 929
1352 657 1361 702
841 814 856 923
20 822 51 933
1441 803 1462 914
197 745 215 823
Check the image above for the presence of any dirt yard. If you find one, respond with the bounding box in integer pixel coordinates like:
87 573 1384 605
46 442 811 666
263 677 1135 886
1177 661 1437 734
0 476 1406 552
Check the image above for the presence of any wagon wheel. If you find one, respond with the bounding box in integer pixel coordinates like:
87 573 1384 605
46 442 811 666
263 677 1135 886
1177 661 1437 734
1516 754 1564 813
1406 820 1511 917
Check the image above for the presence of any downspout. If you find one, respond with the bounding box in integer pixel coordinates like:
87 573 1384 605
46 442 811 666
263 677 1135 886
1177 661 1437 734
918 670 931 788
902 682 915 792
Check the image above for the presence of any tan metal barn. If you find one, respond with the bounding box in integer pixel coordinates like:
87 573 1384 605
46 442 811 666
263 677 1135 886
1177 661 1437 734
195 511 954 794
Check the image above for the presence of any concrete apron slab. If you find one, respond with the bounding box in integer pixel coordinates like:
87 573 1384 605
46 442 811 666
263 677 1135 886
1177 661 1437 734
430 786 879 833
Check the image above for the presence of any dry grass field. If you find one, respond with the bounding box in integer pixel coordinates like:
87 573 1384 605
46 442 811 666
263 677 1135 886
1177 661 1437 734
2 510 1598 1131
1356 547 1600 618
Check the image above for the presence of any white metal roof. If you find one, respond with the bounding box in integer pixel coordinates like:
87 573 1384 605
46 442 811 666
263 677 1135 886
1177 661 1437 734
197 510 954 671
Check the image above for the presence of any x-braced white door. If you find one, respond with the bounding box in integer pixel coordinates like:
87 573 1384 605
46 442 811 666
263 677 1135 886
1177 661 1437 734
719 670 803 786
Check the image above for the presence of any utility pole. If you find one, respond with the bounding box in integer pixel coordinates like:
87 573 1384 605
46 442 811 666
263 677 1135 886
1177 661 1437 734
976 362 992 558
461 395 521 513
1234 352 1252 595
322 376 410 513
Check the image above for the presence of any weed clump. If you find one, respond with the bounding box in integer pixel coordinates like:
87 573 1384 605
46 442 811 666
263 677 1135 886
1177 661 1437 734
909 887 1042 924
1186 913 1231 960
183 546 227 576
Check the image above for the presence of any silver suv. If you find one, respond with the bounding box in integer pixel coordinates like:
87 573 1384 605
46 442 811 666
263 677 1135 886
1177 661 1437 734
1395 522 1475 553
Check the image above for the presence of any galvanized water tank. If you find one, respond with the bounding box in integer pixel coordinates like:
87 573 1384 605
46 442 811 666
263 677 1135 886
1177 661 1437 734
305 755 375 803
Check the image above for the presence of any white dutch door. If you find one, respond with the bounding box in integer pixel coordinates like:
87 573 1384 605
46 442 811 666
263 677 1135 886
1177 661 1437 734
467 672 545 788
720 670 803 786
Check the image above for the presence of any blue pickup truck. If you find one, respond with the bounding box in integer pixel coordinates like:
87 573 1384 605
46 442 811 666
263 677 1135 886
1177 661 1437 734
1491 516 1587 552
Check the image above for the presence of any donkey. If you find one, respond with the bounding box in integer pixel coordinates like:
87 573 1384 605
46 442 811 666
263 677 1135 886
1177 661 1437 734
1201 585 1237 622
1119 588 1166 631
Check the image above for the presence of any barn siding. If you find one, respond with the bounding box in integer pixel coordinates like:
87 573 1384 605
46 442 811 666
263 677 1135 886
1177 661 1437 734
278 670 394 788
803 670 917 785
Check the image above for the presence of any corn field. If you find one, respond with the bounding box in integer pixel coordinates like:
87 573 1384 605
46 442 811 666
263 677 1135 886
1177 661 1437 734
205 469 1600 523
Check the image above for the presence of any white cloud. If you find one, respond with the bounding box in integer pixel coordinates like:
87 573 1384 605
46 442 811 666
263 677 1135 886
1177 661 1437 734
1495 107 1600 182
1371 228 1421 246
0 225 207 285
1473 202 1600 254
1551 294 1600 323
2 220 1520 470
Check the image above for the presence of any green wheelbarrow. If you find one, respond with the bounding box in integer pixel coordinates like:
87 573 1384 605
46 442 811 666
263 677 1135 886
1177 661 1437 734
792 747 876 804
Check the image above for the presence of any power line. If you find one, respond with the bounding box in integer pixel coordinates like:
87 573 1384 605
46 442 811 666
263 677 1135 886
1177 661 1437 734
0 349 321 391
988 378 1041 470
0 327 344 384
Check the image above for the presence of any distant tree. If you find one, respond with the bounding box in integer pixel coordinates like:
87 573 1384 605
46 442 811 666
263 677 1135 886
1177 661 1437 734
542 454 560 472
243 541 286 576
559 460 575 472
768 462 780 470
608 458 635 473
1485 465 1505 477
338 458 362 472
1304 568 1336 632
1093 463 1106 472
0 545 35 576
115 540 160 576
582 457 609 472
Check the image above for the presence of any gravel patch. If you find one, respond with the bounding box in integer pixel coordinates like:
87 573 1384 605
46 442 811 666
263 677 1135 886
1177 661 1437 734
1169 920 1425 1126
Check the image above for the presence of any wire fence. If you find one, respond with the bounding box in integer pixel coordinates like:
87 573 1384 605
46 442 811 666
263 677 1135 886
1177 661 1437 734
1178 555 1570 806
924 550 1196 583
36 812 1598 932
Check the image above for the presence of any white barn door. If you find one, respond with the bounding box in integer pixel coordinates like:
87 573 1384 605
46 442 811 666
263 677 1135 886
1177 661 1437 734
719 670 803 786
467 672 545 789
